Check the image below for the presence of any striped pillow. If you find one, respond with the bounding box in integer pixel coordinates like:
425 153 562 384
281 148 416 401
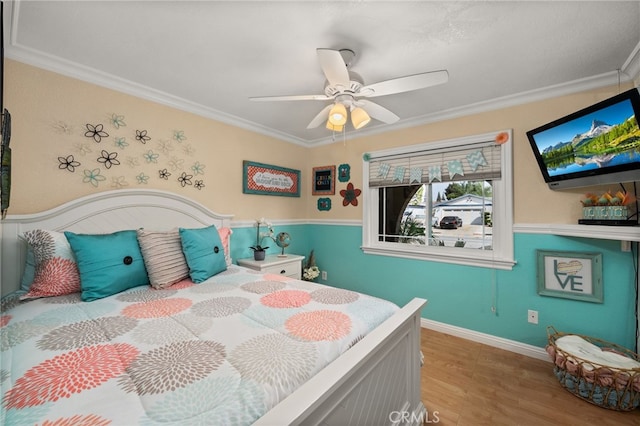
137 229 190 289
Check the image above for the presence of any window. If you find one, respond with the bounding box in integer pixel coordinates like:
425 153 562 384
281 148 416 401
362 130 514 269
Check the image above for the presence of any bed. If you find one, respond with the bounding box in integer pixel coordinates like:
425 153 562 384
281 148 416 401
0 189 427 425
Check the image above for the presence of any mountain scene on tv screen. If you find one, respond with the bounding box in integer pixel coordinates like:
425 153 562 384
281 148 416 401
542 114 640 175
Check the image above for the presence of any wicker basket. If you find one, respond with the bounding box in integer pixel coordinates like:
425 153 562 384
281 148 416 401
546 326 640 411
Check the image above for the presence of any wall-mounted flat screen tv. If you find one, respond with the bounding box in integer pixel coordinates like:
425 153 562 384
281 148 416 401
526 88 640 190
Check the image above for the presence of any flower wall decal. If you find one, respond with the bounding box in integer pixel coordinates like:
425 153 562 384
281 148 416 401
82 168 106 187
340 182 362 207
54 114 208 193
178 172 193 187
110 113 127 129
114 137 128 149
173 130 187 143
135 129 151 144
58 155 80 172
84 124 109 143
159 169 171 180
97 150 120 169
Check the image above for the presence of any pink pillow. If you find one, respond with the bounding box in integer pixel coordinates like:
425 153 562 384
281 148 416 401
20 230 81 299
218 227 232 266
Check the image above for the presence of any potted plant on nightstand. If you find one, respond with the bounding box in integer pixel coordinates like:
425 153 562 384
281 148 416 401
250 218 273 261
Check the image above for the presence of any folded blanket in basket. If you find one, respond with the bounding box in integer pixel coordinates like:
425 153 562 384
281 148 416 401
556 335 640 370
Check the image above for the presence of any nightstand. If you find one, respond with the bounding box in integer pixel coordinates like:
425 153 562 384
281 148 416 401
237 254 305 280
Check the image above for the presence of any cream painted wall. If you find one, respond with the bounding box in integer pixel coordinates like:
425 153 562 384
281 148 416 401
307 84 637 224
5 60 309 220
6 59 636 224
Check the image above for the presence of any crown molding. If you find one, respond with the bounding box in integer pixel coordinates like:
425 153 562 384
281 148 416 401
6 0 639 148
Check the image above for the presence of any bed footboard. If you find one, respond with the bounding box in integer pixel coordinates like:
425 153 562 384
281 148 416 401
254 297 427 426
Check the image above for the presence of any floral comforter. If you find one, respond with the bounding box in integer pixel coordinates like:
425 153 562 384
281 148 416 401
0 266 398 425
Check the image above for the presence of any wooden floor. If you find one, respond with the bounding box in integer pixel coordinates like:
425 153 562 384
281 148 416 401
420 328 640 425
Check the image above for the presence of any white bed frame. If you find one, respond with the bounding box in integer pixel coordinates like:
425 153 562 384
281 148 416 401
0 189 427 426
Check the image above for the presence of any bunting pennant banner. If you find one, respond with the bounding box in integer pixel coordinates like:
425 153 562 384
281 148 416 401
378 163 391 179
410 167 422 184
447 160 464 178
393 165 406 182
467 149 487 171
428 165 441 183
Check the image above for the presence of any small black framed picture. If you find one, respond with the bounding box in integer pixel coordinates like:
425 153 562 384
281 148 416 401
312 165 335 195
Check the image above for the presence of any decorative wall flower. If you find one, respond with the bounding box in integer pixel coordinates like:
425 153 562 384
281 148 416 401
173 130 187 143
178 172 193 187
156 139 174 154
110 114 127 129
340 182 362 207
84 123 109 143
191 161 206 175
167 156 185 171
82 168 106 187
111 176 129 189
125 157 139 168
135 129 151 144
114 137 128 149
97 150 120 169
58 155 80 172
74 143 92 156
182 144 195 156
143 150 159 164
136 173 149 184
194 180 205 190
52 120 74 135
158 168 171 180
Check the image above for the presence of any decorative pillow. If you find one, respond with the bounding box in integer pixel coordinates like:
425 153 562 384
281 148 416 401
19 243 36 292
179 225 227 283
218 227 233 266
20 230 81 300
64 230 149 301
137 229 190 289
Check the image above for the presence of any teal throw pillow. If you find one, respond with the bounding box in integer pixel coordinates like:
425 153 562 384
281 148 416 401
179 225 227 283
64 230 149 301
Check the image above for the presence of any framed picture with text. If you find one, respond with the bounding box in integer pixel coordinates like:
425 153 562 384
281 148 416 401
536 250 603 303
242 160 300 197
312 165 335 195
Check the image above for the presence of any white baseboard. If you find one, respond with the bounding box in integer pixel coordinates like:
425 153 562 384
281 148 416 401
421 318 550 362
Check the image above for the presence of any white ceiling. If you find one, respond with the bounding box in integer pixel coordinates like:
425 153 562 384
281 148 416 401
5 1 640 146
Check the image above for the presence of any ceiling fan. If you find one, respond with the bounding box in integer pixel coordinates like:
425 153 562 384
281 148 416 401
249 48 449 132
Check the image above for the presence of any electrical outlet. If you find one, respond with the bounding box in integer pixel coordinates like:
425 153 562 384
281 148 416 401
321 270 327 280
527 309 538 324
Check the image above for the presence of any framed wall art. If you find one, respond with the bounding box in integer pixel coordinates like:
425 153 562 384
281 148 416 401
242 160 300 197
536 250 603 303
312 165 335 195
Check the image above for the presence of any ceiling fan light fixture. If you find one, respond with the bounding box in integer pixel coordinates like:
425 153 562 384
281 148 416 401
328 103 347 125
351 107 371 129
326 120 344 132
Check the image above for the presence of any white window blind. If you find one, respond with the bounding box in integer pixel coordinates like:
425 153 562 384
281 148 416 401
368 140 502 187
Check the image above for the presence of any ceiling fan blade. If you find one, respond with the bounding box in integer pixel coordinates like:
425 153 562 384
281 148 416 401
317 48 351 88
359 70 449 98
358 99 400 124
250 94 331 102
306 104 333 129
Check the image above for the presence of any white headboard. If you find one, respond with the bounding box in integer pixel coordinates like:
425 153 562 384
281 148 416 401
1 189 233 297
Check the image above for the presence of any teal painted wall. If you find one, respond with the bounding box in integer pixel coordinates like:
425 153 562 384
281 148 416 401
275 224 637 350
229 224 312 264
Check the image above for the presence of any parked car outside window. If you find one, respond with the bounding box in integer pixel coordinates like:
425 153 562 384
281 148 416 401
439 216 463 229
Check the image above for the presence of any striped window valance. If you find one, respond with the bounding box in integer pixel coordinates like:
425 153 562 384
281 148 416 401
368 140 502 188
